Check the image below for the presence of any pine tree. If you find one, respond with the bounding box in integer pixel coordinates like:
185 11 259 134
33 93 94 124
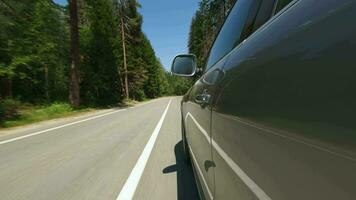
188 0 236 71
68 0 80 107
116 0 129 99
0 0 179 108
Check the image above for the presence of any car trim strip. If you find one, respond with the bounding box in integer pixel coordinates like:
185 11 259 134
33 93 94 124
189 147 214 200
186 112 272 200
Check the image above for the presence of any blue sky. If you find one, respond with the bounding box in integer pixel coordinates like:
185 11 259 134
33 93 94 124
54 0 66 5
53 0 199 70
138 0 198 70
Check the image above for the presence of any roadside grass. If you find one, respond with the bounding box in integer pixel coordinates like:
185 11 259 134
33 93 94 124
0 101 94 128
0 96 159 129
118 98 151 107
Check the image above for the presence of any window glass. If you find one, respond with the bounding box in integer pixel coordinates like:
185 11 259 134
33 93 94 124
206 0 260 69
274 0 293 14
172 56 195 75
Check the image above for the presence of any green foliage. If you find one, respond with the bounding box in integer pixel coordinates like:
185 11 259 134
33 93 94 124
79 0 170 104
0 102 79 128
0 0 183 117
0 98 21 121
0 99 73 125
165 73 193 96
0 0 69 101
189 0 237 70
161 0 238 96
40 103 73 114
141 36 169 98
79 0 122 106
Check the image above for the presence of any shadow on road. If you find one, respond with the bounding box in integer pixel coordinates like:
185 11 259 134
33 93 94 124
163 141 200 200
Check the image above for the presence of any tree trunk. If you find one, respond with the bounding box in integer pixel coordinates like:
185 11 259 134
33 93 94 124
44 64 49 102
223 0 226 17
8 78 12 98
120 15 129 99
69 0 80 107
0 77 12 98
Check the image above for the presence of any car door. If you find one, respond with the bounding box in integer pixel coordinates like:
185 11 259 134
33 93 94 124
185 60 225 200
207 0 287 199
184 0 272 199
211 0 356 200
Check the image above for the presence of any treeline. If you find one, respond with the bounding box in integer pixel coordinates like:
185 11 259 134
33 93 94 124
76 0 170 104
0 0 187 109
1 0 69 102
189 0 237 70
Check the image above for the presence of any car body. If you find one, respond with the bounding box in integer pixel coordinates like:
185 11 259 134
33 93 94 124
171 0 356 199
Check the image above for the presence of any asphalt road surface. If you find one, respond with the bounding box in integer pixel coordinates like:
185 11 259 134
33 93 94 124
0 97 199 200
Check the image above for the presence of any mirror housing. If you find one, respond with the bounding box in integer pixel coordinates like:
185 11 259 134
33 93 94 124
171 54 197 77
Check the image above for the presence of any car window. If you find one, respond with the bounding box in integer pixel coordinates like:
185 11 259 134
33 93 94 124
206 0 261 70
274 0 293 14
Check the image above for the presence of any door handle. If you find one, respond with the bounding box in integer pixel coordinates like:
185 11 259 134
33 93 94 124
195 92 211 104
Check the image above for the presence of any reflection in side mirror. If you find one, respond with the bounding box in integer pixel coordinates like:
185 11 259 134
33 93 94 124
171 54 197 77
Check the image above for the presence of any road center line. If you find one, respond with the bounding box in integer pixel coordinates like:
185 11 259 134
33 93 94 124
116 99 172 200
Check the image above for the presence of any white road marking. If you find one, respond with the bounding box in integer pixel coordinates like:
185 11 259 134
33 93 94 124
130 97 166 108
116 99 172 200
185 112 272 200
0 109 129 145
0 98 167 145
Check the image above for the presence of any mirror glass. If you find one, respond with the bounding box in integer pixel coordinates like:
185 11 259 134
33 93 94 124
171 55 196 76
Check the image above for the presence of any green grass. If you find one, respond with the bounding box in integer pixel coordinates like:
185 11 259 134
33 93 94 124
0 97 156 129
117 97 151 107
0 102 93 128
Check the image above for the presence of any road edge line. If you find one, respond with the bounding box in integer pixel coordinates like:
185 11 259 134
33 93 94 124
116 98 172 200
0 109 128 145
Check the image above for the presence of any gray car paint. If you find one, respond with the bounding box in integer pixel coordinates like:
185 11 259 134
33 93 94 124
181 0 356 199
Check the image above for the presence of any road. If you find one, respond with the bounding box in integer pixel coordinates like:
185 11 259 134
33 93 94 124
0 97 199 200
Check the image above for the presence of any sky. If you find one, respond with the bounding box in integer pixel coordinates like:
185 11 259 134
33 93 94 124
53 0 199 70
138 0 198 70
54 0 66 6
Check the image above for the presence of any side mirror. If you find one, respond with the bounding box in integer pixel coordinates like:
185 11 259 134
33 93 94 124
171 54 197 77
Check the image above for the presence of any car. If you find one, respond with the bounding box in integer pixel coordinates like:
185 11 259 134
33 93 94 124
171 0 356 199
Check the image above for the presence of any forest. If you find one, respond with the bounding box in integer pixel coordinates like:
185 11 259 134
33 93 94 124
189 0 237 70
0 0 234 127
0 0 192 126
